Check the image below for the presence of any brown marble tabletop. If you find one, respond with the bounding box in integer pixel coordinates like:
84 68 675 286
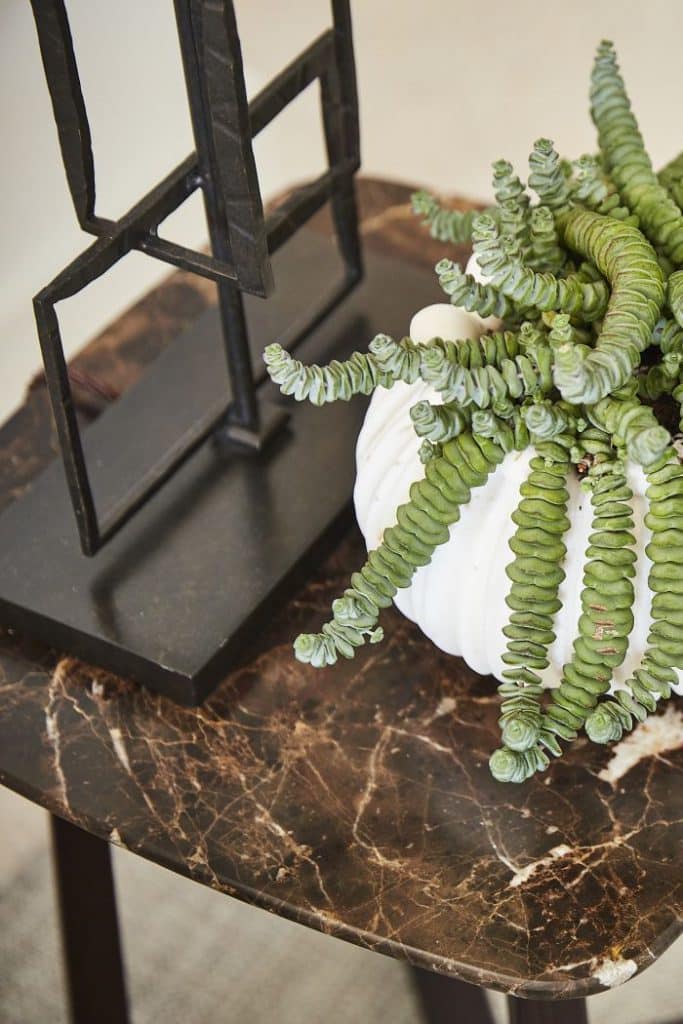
0 179 681 1004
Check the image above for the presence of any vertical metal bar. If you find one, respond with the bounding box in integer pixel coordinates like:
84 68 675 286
194 0 272 296
173 0 265 433
322 0 363 281
33 296 100 553
29 0 97 229
330 0 361 167
51 816 130 1024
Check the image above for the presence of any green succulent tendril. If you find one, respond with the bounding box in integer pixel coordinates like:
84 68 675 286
658 150 683 210
586 451 683 741
419 326 552 410
587 394 670 468
293 434 504 667
264 36 683 784
411 190 488 245
528 206 566 275
591 41 683 265
553 208 665 403
571 154 639 226
544 460 635 734
491 449 571 770
436 259 518 320
472 213 610 323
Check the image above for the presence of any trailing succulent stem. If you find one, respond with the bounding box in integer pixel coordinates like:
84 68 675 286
263 335 425 403
553 208 665 403
294 435 504 666
264 37 683 783
436 258 519 320
472 212 611 323
411 190 487 245
491 447 571 779
585 454 683 741
591 41 683 264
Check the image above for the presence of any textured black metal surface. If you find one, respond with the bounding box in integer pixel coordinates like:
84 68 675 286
175 0 270 296
28 0 362 555
29 0 98 230
0 233 438 704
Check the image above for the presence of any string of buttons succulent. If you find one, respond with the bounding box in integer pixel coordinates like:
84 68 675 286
263 41 683 783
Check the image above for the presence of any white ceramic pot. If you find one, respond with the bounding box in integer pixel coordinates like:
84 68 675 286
353 302 683 694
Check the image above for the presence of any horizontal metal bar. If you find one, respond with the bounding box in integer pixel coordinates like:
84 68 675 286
248 30 334 137
103 151 199 243
35 232 124 310
83 214 116 235
266 170 338 255
138 236 238 284
37 153 200 305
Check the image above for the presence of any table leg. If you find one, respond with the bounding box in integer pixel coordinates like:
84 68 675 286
51 815 130 1024
412 965 495 1024
507 995 588 1024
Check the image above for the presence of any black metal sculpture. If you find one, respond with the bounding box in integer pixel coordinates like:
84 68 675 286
30 0 362 555
0 1 435 703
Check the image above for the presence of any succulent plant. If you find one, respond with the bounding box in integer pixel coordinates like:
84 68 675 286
264 40 683 782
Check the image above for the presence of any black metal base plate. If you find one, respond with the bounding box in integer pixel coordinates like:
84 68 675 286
0 230 438 704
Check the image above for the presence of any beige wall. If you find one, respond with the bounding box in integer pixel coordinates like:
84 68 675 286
1 0 681 421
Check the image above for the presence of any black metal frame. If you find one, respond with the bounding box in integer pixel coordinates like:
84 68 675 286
30 0 362 556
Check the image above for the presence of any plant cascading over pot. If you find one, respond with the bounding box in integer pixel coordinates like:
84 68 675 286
264 40 683 783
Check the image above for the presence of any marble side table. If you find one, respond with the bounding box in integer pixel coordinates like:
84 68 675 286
0 180 680 1024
